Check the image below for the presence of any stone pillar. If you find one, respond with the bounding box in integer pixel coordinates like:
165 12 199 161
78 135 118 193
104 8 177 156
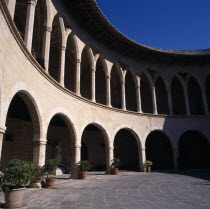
42 26 52 72
152 84 158 114
91 69 96 102
24 0 37 52
121 81 126 110
106 146 114 174
202 91 208 115
5 0 16 20
0 126 6 164
59 46 66 87
140 147 146 172
136 84 142 113
71 144 81 179
106 75 111 107
33 139 47 167
168 86 174 115
184 86 191 115
75 59 81 96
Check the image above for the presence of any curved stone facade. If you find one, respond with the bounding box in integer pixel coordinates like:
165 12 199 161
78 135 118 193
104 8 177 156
0 0 210 176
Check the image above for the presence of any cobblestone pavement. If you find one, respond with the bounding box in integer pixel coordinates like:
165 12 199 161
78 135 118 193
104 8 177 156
1 170 210 209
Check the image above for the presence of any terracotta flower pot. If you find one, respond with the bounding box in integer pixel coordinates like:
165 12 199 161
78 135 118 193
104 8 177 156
5 187 25 208
111 168 118 175
146 166 151 172
45 177 56 188
79 171 87 179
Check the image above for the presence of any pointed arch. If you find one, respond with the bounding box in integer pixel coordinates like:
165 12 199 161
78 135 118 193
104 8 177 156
140 73 153 113
205 75 210 113
155 75 169 114
171 75 186 115
187 76 204 115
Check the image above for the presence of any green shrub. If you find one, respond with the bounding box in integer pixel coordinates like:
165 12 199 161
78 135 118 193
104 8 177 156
43 159 60 177
0 159 35 192
144 160 153 166
111 158 121 168
76 160 91 172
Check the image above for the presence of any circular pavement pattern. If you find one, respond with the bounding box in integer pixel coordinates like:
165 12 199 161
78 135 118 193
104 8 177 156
1 170 210 209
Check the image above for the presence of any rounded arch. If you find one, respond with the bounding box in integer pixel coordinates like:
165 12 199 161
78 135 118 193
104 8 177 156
179 130 210 169
171 75 186 115
205 75 210 113
111 63 123 109
125 70 137 111
187 76 204 115
155 75 169 114
95 56 107 105
140 73 153 113
113 128 141 171
145 130 174 170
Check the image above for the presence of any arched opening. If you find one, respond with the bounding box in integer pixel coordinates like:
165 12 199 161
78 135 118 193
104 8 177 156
171 76 186 115
111 65 122 109
179 131 210 169
95 58 106 105
140 73 153 113
65 35 77 92
155 76 169 114
125 71 137 111
205 76 210 113
81 124 107 171
80 47 92 100
114 129 139 171
32 0 46 59
46 114 74 174
14 0 27 39
188 76 204 115
1 92 40 169
146 131 174 170
48 15 62 82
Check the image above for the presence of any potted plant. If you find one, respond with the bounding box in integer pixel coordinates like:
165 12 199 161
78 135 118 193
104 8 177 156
0 159 35 208
76 160 91 179
111 158 120 175
144 160 153 172
43 159 60 188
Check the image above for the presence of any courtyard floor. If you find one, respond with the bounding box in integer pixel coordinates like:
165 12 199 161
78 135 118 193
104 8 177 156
0 170 210 209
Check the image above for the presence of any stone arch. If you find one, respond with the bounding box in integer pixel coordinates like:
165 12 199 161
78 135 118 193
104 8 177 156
14 0 27 39
179 130 210 169
187 76 204 115
155 75 169 114
65 33 77 92
80 46 93 100
32 0 47 59
205 75 210 113
111 63 122 109
171 75 186 115
1 90 41 168
46 113 76 174
95 56 107 105
113 128 142 171
145 130 174 170
125 70 137 111
140 73 153 113
48 14 62 82
81 123 109 171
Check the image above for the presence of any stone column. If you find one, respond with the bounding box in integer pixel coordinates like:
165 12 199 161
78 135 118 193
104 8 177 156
202 91 208 115
91 69 96 102
42 26 52 72
152 84 158 114
71 144 81 179
33 139 47 167
121 81 126 110
75 59 81 96
5 0 16 20
106 146 114 174
184 86 191 115
24 0 37 52
59 46 66 87
106 75 111 107
140 147 146 172
0 126 6 164
136 84 142 113
168 86 174 115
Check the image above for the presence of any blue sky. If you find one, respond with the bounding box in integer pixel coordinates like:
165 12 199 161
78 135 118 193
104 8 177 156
95 0 210 50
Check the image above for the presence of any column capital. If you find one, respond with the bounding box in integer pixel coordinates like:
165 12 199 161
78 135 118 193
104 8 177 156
75 144 81 148
121 81 125 85
77 59 81 64
108 146 114 150
0 126 6 134
44 26 52 33
92 68 96 73
106 75 111 80
141 147 146 151
136 85 140 89
28 0 37 6
33 140 47 146
61 46 66 51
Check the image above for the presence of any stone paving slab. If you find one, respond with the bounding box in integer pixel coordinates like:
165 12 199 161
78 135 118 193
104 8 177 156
0 170 210 209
